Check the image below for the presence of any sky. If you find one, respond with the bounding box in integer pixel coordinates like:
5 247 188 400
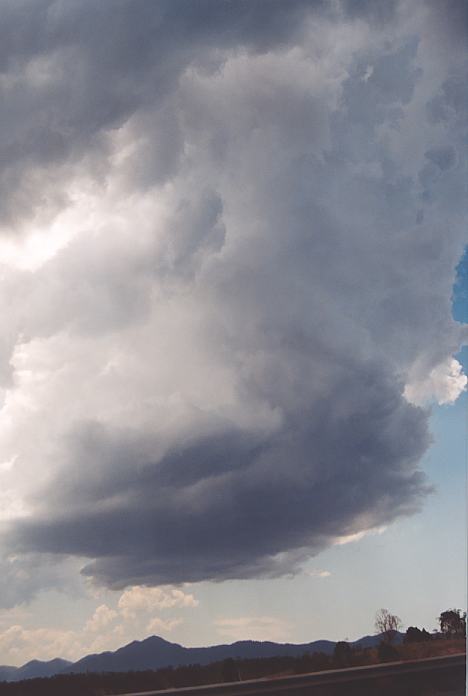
0 0 466 667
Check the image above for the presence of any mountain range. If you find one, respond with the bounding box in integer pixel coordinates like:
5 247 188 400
0 632 403 682
0 658 72 682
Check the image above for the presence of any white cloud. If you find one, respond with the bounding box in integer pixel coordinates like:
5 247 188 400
404 357 467 406
334 531 367 546
85 604 118 633
0 624 78 663
3 584 201 663
118 586 199 620
0 584 194 665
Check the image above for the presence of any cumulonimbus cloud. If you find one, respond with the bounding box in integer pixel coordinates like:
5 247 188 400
0 0 466 598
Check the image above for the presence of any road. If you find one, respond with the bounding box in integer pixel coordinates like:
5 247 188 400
114 652 466 696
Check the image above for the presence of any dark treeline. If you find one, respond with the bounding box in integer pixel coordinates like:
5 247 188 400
0 653 352 696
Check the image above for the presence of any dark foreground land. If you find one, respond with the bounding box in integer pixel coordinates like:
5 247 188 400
0 641 464 695
116 654 466 696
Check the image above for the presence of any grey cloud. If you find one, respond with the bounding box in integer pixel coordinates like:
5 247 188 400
419 146 457 199
341 0 398 25
11 360 431 586
425 146 456 172
0 0 320 229
426 73 466 126
422 0 468 49
0 552 82 609
0 0 431 230
0 0 466 597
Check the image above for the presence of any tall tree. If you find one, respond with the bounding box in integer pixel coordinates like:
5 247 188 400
375 608 402 644
438 609 466 638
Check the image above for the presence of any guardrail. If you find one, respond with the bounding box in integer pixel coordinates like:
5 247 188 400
114 653 466 696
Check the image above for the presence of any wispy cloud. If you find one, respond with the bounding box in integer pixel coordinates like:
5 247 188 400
333 527 387 546
308 569 332 578
214 616 292 643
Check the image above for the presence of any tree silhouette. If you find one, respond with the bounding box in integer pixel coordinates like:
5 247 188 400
374 608 402 644
404 626 432 643
438 609 466 638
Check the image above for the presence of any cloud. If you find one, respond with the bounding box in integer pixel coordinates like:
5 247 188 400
404 357 467 406
0 0 318 234
0 0 465 598
214 616 292 643
118 586 199 620
0 554 84 610
308 570 332 578
333 526 387 546
85 604 118 633
0 624 78 664
0 582 197 665
0 616 127 666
